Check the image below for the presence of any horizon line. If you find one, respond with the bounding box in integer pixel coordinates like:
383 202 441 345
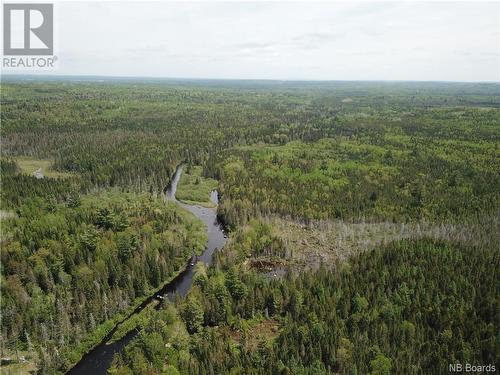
1 73 499 85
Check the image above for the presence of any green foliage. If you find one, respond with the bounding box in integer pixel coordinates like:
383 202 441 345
225 267 247 301
176 165 218 207
1 79 499 374
0 189 205 373
13 157 74 179
216 136 499 225
180 296 204 334
3 80 498 195
370 353 392 375
115 238 498 374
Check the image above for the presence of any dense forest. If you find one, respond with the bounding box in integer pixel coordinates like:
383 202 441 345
215 135 499 226
1 78 499 374
110 236 499 375
0 173 206 371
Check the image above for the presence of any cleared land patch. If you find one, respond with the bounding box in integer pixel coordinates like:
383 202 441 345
248 216 498 272
14 157 73 179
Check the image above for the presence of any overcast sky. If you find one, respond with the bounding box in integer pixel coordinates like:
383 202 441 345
41 1 500 81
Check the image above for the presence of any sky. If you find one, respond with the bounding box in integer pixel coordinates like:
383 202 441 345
8 1 500 81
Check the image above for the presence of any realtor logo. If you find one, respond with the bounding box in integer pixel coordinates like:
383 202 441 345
3 3 53 55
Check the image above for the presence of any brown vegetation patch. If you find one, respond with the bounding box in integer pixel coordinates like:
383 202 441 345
260 215 498 272
248 258 284 272
228 319 279 351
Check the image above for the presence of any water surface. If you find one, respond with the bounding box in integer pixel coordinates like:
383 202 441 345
67 165 226 374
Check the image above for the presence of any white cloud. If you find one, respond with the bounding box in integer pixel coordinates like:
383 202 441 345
50 1 500 81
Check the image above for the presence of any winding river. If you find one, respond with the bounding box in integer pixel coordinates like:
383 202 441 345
67 165 227 375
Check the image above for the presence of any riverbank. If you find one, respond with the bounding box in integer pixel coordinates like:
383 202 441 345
175 165 218 207
66 165 228 375
63 223 204 373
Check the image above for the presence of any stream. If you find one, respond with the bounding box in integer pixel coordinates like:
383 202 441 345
67 165 227 375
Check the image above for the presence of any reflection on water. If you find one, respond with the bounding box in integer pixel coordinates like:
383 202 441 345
67 165 227 375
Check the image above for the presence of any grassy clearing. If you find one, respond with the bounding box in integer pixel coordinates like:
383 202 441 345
0 210 17 220
176 165 218 207
14 157 73 178
0 350 38 374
